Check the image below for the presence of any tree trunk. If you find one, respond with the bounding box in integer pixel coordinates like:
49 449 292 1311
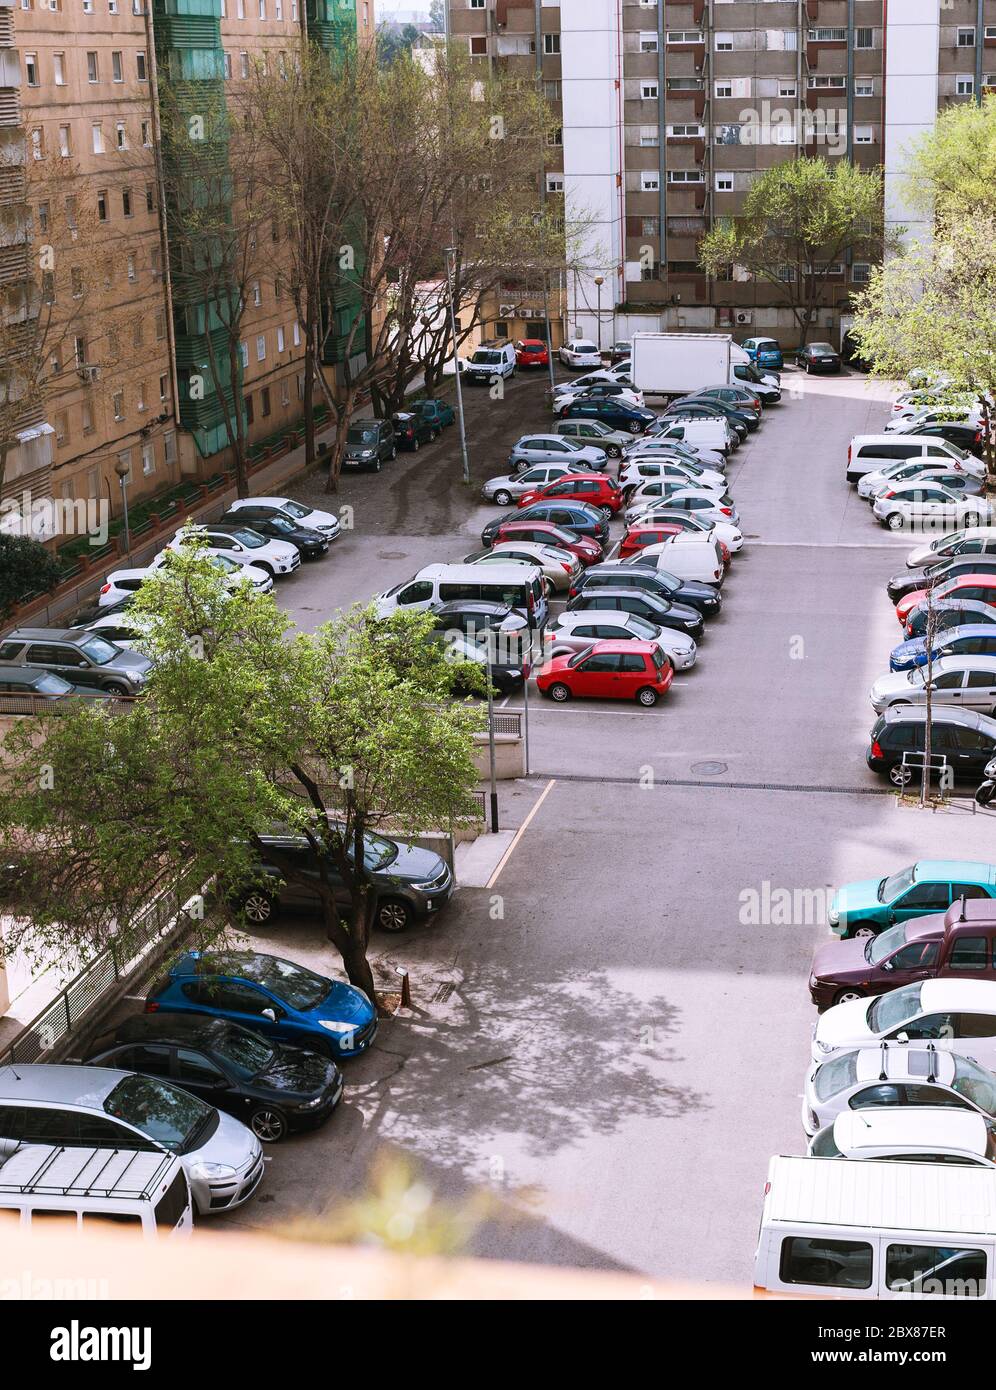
231 341 249 499
303 348 316 469
338 932 377 1000
324 392 357 495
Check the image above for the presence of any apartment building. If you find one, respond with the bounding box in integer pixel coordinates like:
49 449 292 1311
0 0 364 542
447 0 996 347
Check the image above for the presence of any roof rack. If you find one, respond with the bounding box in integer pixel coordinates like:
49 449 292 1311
0 1145 174 1201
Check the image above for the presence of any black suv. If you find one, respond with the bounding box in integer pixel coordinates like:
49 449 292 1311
217 508 329 560
0 627 151 695
566 587 703 638
236 830 453 933
868 705 996 785
342 419 396 471
571 562 721 616
392 410 436 451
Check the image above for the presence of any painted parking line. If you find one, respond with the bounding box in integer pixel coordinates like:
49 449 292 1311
486 778 557 889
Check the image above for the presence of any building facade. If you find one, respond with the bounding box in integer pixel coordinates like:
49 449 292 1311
446 0 996 348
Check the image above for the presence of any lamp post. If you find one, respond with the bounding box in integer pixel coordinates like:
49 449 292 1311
114 457 132 556
594 275 605 352
484 630 499 833
443 246 470 486
542 270 556 395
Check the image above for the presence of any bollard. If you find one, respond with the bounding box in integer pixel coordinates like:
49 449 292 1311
397 965 411 1010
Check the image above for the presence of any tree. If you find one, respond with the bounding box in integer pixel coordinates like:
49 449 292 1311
698 157 891 344
0 533 62 615
428 0 446 32
0 542 484 999
902 93 996 230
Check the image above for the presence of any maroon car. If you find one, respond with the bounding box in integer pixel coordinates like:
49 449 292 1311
491 520 603 566
809 897 996 1010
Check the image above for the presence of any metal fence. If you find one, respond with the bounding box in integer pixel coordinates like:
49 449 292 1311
0 691 133 717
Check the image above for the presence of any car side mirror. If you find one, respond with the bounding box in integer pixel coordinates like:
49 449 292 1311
881 959 894 972
260 1008 277 1023
895 1031 910 1044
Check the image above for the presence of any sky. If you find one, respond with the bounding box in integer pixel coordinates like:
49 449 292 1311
376 1 430 14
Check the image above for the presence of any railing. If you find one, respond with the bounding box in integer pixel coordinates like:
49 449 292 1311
488 710 522 738
0 876 202 1067
0 691 134 717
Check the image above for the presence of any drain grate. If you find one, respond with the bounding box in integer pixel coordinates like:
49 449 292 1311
432 981 456 1004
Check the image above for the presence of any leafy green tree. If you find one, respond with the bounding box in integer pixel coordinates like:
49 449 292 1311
0 533 62 615
0 543 484 998
698 157 890 345
902 93 996 229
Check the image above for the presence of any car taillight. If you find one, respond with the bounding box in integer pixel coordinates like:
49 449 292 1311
720 506 732 516
847 443 852 463
145 1000 159 1012
561 562 572 572
714 569 721 580
881 490 895 499
870 739 884 760
100 583 111 594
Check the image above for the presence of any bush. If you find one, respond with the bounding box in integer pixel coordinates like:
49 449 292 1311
0 533 62 615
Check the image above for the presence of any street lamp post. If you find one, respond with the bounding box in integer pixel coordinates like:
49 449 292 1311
444 246 471 487
114 457 132 556
543 270 556 395
594 275 604 352
484 633 499 833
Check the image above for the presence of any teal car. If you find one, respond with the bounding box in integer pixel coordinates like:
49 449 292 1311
418 398 455 431
828 860 996 939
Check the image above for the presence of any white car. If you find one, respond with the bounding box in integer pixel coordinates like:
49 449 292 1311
544 610 697 670
624 436 727 470
481 461 594 506
558 339 602 370
552 385 645 414
632 535 726 585
869 655 996 716
808 1107 996 1167
462 541 582 593
98 551 273 607
810 979 996 1068
619 459 727 494
801 1043 996 1138
886 403 983 432
624 478 727 522
165 524 300 578
636 487 739 527
227 495 341 541
905 527 996 569
858 460 986 502
554 368 634 394
872 483 993 532
628 516 744 554
81 611 154 651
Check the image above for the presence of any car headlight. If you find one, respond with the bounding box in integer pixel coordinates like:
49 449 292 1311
319 1019 356 1034
297 1094 326 1110
827 906 840 926
189 1161 237 1181
815 1040 834 1055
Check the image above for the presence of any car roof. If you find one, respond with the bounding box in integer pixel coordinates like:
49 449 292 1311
4 628 87 642
578 586 663 600
936 624 996 640
115 1012 229 1045
558 609 640 625
580 640 656 654
168 949 287 981
0 1062 128 1103
920 977 996 1009
832 1107 987 1156
932 654 996 673
880 702 994 729
231 497 296 509
850 1045 956 1086
435 599 513 616
914 859 996 884
0 664 68 683
416 562 541 582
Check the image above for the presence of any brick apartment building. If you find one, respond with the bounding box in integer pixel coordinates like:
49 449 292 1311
446 0 995 350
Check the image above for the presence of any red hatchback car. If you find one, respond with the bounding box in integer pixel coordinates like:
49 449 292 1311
491 519 603 565
896 574 996 626
536 640 674 707
618 523 686 559
515 339 549 368
517 474 624 514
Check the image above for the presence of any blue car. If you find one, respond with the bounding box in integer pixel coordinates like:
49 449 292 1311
890 624 996 672
741 336 783 371
147 951 377 1059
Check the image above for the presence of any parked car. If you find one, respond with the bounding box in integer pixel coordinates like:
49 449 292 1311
670 393 759 434
846 433 977 485
342 418 397 470
517 473 624 515
906 527 996 570
86 1014 344 1143
100 552 273 608
481 462 592 507
810 897 996 1009
544 610 697 670
897 574 996 626
619 459 727 495
482 500 610 549
868 706 996 785
627 536 727 586
0 665 117 712
0 627 151 696
481 518 603 566
463 340 516 383
892 420 985 451
0 1062 263 1216
507 433 609 473
840 331 872 372
573 561 720 617
692 383 764 416
227 496 341 541
429 600 531 662
437 631 527 696
167 523 301 579
560 398 657 434
554 383 645 415
808 1108 996 1166
887 402 982 432
810 979 996 1069
890 625 996 673
646 416 734 456
147 950 378 1059
888 556 996 605
608 340 632 365
568 559 702 603
870 656 996 716
559 338 602 370
636 488 739 527
627 433 727 470
665 401 749 442
536 640 674 706
462 541 582 592
217 508 329 560
565 586 704 638
731 361 781 401
859 462 985 504
741 336 783 371
873 484 993 533
904 597 996 640
375 562 547 628
515 339 549 369
624 509 744 554
624 479 730 523
796 342 841 373
802 1043 996 1137
555 418 634 459
391 411 435 451
619 522 688 559
417 398 455 430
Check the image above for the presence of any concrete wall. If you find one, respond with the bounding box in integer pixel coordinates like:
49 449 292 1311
884 0 940 250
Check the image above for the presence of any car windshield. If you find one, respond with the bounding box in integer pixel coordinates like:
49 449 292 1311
813 1051 859 1101
810 1126 842 1158
211 555 239 574
866 921 910 965
355 831 398 872
560 438 585 451
946 443 969 460
244 955 331 1010
279 501 310 520
472 351 502 364
264 516 296 536
348 428 377 444
35 672 73 694
78 636 119 665
867 983 923 1035
627 615 658 638
228 528 264 548
811 344 835 354
104 1074 212 1154
214 1026 275 1077
880 865 916 901
568 646 595 667
952 1056 996 1117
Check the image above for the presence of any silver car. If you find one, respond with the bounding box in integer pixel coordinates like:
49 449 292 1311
0 626 152 696
481 461 592 506
507 434 608 472
0 1063 263 1216
869 655 996 716
544 610 697 670
462 542 583 593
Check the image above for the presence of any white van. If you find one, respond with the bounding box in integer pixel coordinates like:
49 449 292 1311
0 1144 192 1237
755 1154 996 1299
463 340 516 385
375 562 548 629
846 434 976 485
649 535 725 585
653 418 734 457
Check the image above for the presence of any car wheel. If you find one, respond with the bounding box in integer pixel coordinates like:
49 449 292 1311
377 897 413 933
390 445 397 460
249 1106 288 1143
849 923 878 941
549 682 571 702
432 428 441 440
977 781 996 806
412 438 420 452
833 988 864 1006
607 444 622 458
636 686 658 707
373 458 382 472
104 681 130 696
887 512 905 531
542 577 554 598
888 763 913 787
600 506 613 519
241 889 275 925
494 490 512 507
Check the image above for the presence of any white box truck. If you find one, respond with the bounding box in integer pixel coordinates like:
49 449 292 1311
630 332 733 400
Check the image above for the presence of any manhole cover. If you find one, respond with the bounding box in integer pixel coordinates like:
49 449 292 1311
691 760 728 776
377 550 407 560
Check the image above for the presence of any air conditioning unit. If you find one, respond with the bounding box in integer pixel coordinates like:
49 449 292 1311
77 364 100 384
499 304 519 317
735 310 753 326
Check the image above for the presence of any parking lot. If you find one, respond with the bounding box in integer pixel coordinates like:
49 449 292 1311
180 363 996 1284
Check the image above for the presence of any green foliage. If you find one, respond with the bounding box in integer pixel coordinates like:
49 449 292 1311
0 533 63 614
903 94 996 226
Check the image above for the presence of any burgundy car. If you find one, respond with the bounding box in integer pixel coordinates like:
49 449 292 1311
809 897 996 1010
490 520 603 566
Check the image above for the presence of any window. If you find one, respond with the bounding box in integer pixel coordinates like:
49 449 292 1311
261 387 271 418
136 51 148 82
852 263 870 284
957 75 975 96
640 127 660 147
146 183 154 213
949 937 989 971
141 120 152 147
97 189 107 221
141 443 154 476
71 267 83 298
714 32 732 52
127 253 137 283
239 51 249 79
280 378 290 407
667 169 704 183
854 28 874 49
258 0 265 15
109 0 117 9
640 32 659 53
543 80 560 100
853 126 874 145
547 126 562 146
112 391 124 421
715 173 733 192
164 431 176 466
641 81 659 100
239 341 249 369
155 310 166 340
641 172 660 192
223 51 232 79
83 0 93 9
546 172 564 193
53 53 65 86
122 188 132 216
667 31 701 45
91 124 104 154
275 0 281 15
159 374 168 404
276 325 285 353
252 280 261 306
236 0 244 14
469 36 487 55
74 336 87 367
808 27 846 42
24 53 38 87
958 27 976 48
292 321 300 347
855 78 875 97
55 411 68 446
58 125 71 158
245 394 254 426
37 201 49 233
885 1244 986 1297
543 34 559 55
112 51 123 82
778 80 797 98
256 334 266 362
87 51 99 82
116 122 128 151
780 1237 873 1290
470 0 485 6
